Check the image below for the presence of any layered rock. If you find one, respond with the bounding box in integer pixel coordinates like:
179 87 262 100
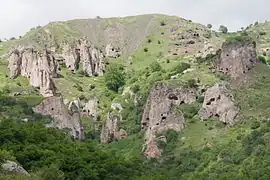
33 96 84 140
8 48 57 97
100 113 128 144
62 43 80 72
142 83 197 158
217 39 258 79
199 83 239 125
79 39 105 76
105 44 121 58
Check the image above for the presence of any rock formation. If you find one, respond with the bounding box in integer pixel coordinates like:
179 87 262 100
105 44 121 58
1 161 30 176
142 83 197 158
33 96 84 140
100 113 128 144
8 49 21 79
79 39 105 76
81 98 99 120
8 48 57 97
62 43 80 72
199 83 239 125
217 38 258 79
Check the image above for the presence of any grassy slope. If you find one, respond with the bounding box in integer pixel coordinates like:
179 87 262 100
1 15 270 164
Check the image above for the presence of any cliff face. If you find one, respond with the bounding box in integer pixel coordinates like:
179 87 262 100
217 39 258 79
141 83 197 158
8 48 56 97
33 96 84 140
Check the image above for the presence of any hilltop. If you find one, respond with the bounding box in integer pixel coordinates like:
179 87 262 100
0 14 269 179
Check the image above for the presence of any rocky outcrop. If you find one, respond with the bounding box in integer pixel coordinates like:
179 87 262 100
105 44 121 58
142 83 197 158
81 98 99 120
8 48 57 97
199 83 239 125
33 96 84 140
79 39 105 76
1 160 30 176
62 43 80 72
100 113 127 144
217 39 258 79
8 49 21 79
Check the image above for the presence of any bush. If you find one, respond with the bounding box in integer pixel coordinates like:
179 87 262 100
172 62 191 74
259 31 266 36
148 39 152 43
196 96 204 103
131 84 140 93
73 84 83 92
160 20 166 26
185 79 198 88
219 25 228 34
89 84 96 91
251 121 260 129
144 47 148 52
207 24 212 29
254 21 259 26
104 63 126 92
150 61 162 72
258 56 267 64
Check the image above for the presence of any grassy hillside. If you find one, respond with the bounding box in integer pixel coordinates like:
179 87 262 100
0 14 270 179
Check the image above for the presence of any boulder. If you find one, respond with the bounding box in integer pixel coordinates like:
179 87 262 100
199 83 239 125
100 113 127 144
1 160 30 176
8 49 21 79
33 96 84 140
142 83 197 158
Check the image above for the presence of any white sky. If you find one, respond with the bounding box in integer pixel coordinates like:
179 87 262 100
0 0 269 39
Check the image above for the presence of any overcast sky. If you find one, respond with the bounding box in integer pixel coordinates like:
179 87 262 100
0 0 269 39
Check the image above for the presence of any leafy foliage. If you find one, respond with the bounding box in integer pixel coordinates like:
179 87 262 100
104 63 126 92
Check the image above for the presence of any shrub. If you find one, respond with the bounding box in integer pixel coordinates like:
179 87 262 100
150 61 162 72
144 47 148 52
196 96 204 103
172 62 191 74
104 63 126 92
186 79 198 88
259 31 266 36
148 39 152 43
219 25 228 34
131 84 140 93
158 40 161 44
166 59 170 63
160 20 166 26
254 21 259 26
207 24 212 29
251 121 261 129
258 56 267 64
89 84 96 91
73 84 83 92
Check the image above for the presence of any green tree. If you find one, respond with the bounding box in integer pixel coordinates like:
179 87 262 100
105 63 126 92
219 25 228 33
207 24 212 29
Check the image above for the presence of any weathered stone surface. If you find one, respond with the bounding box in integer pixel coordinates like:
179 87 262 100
1 160 30 176
8 49 21 78
33 96 84 140
100 113 127 144
79 39 105 76
105 44 121 58
82 98 99 120
199 83 239 125
142 83 197 158
8 48 57 97
217 40 258 79
62 43 80 72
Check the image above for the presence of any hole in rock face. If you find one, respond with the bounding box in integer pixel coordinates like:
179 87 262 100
156 123 160 126
217 95 221 100
168 94 179 100
162 116 167 120
215 114 220 118
161 114 163 117
180 101 185 105
206 98 215 105
142 122 147 126
226 68 229 71
226 54 229 57
146 118 149 121
51 108 54 111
